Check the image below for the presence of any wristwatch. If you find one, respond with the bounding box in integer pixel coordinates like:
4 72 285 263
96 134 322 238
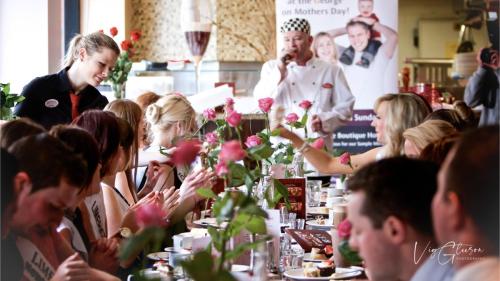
119 227 132 239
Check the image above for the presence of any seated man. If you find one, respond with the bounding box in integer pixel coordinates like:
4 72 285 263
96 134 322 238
346 157 453 281
432 125 499 281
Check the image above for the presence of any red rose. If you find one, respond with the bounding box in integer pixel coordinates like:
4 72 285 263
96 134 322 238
285 113 299 124
258 97 274 113
110 27 118 37
225 110 242 127
322 83 333 89
135 203 166 228
121 40 133 51
171 139 201 166
219 140 246 162
130 30 141 42
245 135 262 148
338 218 352 239
311 138 324 149
298 100 312 110
339 152 351 165
215 161 229 176
203 108 216 121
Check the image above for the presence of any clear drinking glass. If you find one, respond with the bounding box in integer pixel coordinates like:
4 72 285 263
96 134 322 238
307 180 322 207
280 247 304 272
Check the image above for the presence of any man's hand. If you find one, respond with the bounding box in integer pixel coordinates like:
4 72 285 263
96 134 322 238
278 48 297 83
311 115 326 134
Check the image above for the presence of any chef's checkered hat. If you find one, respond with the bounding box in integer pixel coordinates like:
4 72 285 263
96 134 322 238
280 18 310 35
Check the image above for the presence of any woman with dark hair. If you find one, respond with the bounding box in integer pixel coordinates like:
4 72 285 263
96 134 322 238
0 118 45 149
72 110 120 241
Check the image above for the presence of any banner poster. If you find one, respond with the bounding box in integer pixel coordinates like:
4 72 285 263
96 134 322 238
276 0 399 153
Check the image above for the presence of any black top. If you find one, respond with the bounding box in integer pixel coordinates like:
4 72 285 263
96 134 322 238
1 233 24 281
14 68 108 129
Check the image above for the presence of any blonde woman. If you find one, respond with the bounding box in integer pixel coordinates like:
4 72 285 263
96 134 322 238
278 93 431 174
403 120 458 157
312 32 339 65
15 32 119 128
145 93 214 224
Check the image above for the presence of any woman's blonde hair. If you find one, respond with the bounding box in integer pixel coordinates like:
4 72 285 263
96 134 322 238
63 32 120 69
312 32 338 63
374 93 431 157
135 91 162 147
145 93 196 145
403 120 458 153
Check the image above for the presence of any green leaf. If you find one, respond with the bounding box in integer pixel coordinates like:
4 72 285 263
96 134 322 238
207 226 222 251
273 179 291 210
196 188 216 199
245 216 266 234
300 113 308 125
181 251 216 281
270 128 282 136
338 240 363 265
248 144 274 160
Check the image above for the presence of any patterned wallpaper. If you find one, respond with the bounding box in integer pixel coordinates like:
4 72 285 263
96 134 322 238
130 0 275 62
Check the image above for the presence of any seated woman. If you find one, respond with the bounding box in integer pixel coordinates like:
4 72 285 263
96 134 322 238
277 93 431 174
7 134 118 281
403 120 458 158
144 93 214 226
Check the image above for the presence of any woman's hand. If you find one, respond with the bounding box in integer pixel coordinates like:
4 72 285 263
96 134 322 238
179 168 215 201
51 253 90 281
161 186 180 220
88 238 119 274
138 161 171 198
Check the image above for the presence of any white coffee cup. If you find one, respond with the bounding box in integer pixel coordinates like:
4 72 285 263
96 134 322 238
326 196 343 208
328 188 344 197
173 232 193 250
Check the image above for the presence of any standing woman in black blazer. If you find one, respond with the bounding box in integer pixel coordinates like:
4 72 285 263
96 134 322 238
15 32 120 128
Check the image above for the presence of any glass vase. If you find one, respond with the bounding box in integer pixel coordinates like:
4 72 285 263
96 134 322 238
112 83 125 99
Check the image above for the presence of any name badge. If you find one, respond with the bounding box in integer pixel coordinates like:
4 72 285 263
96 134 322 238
44 99 59 108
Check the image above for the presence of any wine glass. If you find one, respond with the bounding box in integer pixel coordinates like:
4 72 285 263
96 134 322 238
180 0 213 94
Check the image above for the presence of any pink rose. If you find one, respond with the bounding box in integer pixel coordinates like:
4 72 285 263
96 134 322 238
110 27 118 37
339 152 351 165
225 97 235 107
203 108 216 121
311 138 324 149
219 140 246 162
205 132 218 145
285 113 299 124
171 139 201 166
245 135 262 148
299 100 312 110
225 110 242 127
135 203 166 228
225 97 235 112
337 218 352 239
258 97 274 113
215 161 229 176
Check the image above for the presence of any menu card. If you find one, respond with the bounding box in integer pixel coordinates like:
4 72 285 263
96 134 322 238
276 178 306 219
285 229 332 252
